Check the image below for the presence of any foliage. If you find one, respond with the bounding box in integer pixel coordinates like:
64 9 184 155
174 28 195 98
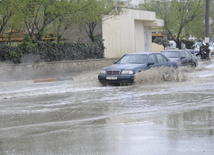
51 1 81 42
78 0 115 42
0 36 104 64
0 44 12 62
0 0 24 40
140 0 205 49
0 0 114 64
209 1 214 40
180 39 195 49
153 37 169 49
18 35 37 48
0 0 115 43
20 0 69 41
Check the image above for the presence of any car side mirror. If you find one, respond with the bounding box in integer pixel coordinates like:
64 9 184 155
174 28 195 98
147 61 155 66
180 56 185 60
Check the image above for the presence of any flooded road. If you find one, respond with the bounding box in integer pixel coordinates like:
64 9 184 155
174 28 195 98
0 60 214 155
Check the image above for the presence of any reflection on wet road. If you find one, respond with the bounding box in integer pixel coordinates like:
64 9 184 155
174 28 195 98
0 61 214 155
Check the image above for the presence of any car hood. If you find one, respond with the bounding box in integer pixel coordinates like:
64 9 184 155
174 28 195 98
102 63 147 71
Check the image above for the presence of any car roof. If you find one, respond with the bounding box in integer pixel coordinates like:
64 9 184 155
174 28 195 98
126 52 161 55
161 50 184 52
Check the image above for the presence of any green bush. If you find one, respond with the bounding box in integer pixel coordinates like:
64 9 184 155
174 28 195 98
153 37 169 49
181 39 195 49
0 36 105 64
0 44 11 61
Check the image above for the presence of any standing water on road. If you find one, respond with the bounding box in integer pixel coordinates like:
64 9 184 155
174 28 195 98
0 60 214 155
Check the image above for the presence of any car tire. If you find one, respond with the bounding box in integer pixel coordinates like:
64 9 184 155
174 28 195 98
188 63 196 68
197 55 201 59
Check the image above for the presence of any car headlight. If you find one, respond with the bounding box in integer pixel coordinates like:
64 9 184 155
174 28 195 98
121 70 134 74
99 70 106 74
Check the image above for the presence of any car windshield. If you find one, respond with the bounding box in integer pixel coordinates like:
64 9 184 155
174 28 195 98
117 54 147 64
162 51 180 58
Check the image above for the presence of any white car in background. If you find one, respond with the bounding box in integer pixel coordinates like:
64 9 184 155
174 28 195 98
209 43 214 55
192 42 214 56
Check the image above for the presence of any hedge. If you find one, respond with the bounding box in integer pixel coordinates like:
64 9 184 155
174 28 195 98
0 37 105 64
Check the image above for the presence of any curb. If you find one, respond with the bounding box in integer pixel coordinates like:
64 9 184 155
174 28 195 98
0 76 75 87
0 78 57 87
34 78 57 83
0 80 34 87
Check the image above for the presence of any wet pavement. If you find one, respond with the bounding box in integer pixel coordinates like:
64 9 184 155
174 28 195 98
0 60 214 155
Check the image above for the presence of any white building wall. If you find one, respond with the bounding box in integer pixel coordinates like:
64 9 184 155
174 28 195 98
144 26 152 52
102 14 135 58
134 20 145 52
102 9 164 58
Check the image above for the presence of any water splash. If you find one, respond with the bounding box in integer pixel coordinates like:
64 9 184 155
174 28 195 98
134 67 189 84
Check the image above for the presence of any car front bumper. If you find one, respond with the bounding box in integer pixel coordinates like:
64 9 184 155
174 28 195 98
98 74 134 84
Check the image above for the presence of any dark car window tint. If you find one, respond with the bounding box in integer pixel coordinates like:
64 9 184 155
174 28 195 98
156 54 168 63
184 51 192 58
162 51 180 58
118 54 147 64
180 51 185 57
148 55 157 64
131 55 147 64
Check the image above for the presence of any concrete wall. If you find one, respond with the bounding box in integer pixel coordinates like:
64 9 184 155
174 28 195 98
0 58 118 82
152 43 164 52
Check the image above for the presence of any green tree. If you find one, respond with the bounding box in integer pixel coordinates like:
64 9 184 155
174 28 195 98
51 0 84 42
140 0 205 49
20 0 69 41
153 37 169 49
181 39 194 49
79 0 115 42
0 0 24 41
210 1 214 39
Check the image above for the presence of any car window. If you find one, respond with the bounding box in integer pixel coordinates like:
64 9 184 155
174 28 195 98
118 54 147 64
161 51 180 58
180 51 185 57
184 51 192 58
132 55 147 64
156 54 168 63
118 55 130 63
148 55 157 64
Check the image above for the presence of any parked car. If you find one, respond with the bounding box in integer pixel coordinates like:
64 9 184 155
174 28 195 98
191 42 201 54
161 49 198 67
209 43 214 56
192 42 214 56
185 48 195 55
98 52 178 86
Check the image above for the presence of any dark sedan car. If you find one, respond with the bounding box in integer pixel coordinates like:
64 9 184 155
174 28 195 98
98 52 178 86
161 49 198 67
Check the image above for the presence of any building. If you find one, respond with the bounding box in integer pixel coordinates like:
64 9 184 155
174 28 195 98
102 9 164 58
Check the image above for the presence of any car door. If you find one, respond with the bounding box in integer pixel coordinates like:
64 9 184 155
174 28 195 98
147 54 159 68
155 53 171 67
180 51 188 66
184 50 194 66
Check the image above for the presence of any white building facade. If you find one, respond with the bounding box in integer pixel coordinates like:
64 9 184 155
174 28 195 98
102 9 164 58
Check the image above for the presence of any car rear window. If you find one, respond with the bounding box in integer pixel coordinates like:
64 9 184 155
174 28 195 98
162 51 180 58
